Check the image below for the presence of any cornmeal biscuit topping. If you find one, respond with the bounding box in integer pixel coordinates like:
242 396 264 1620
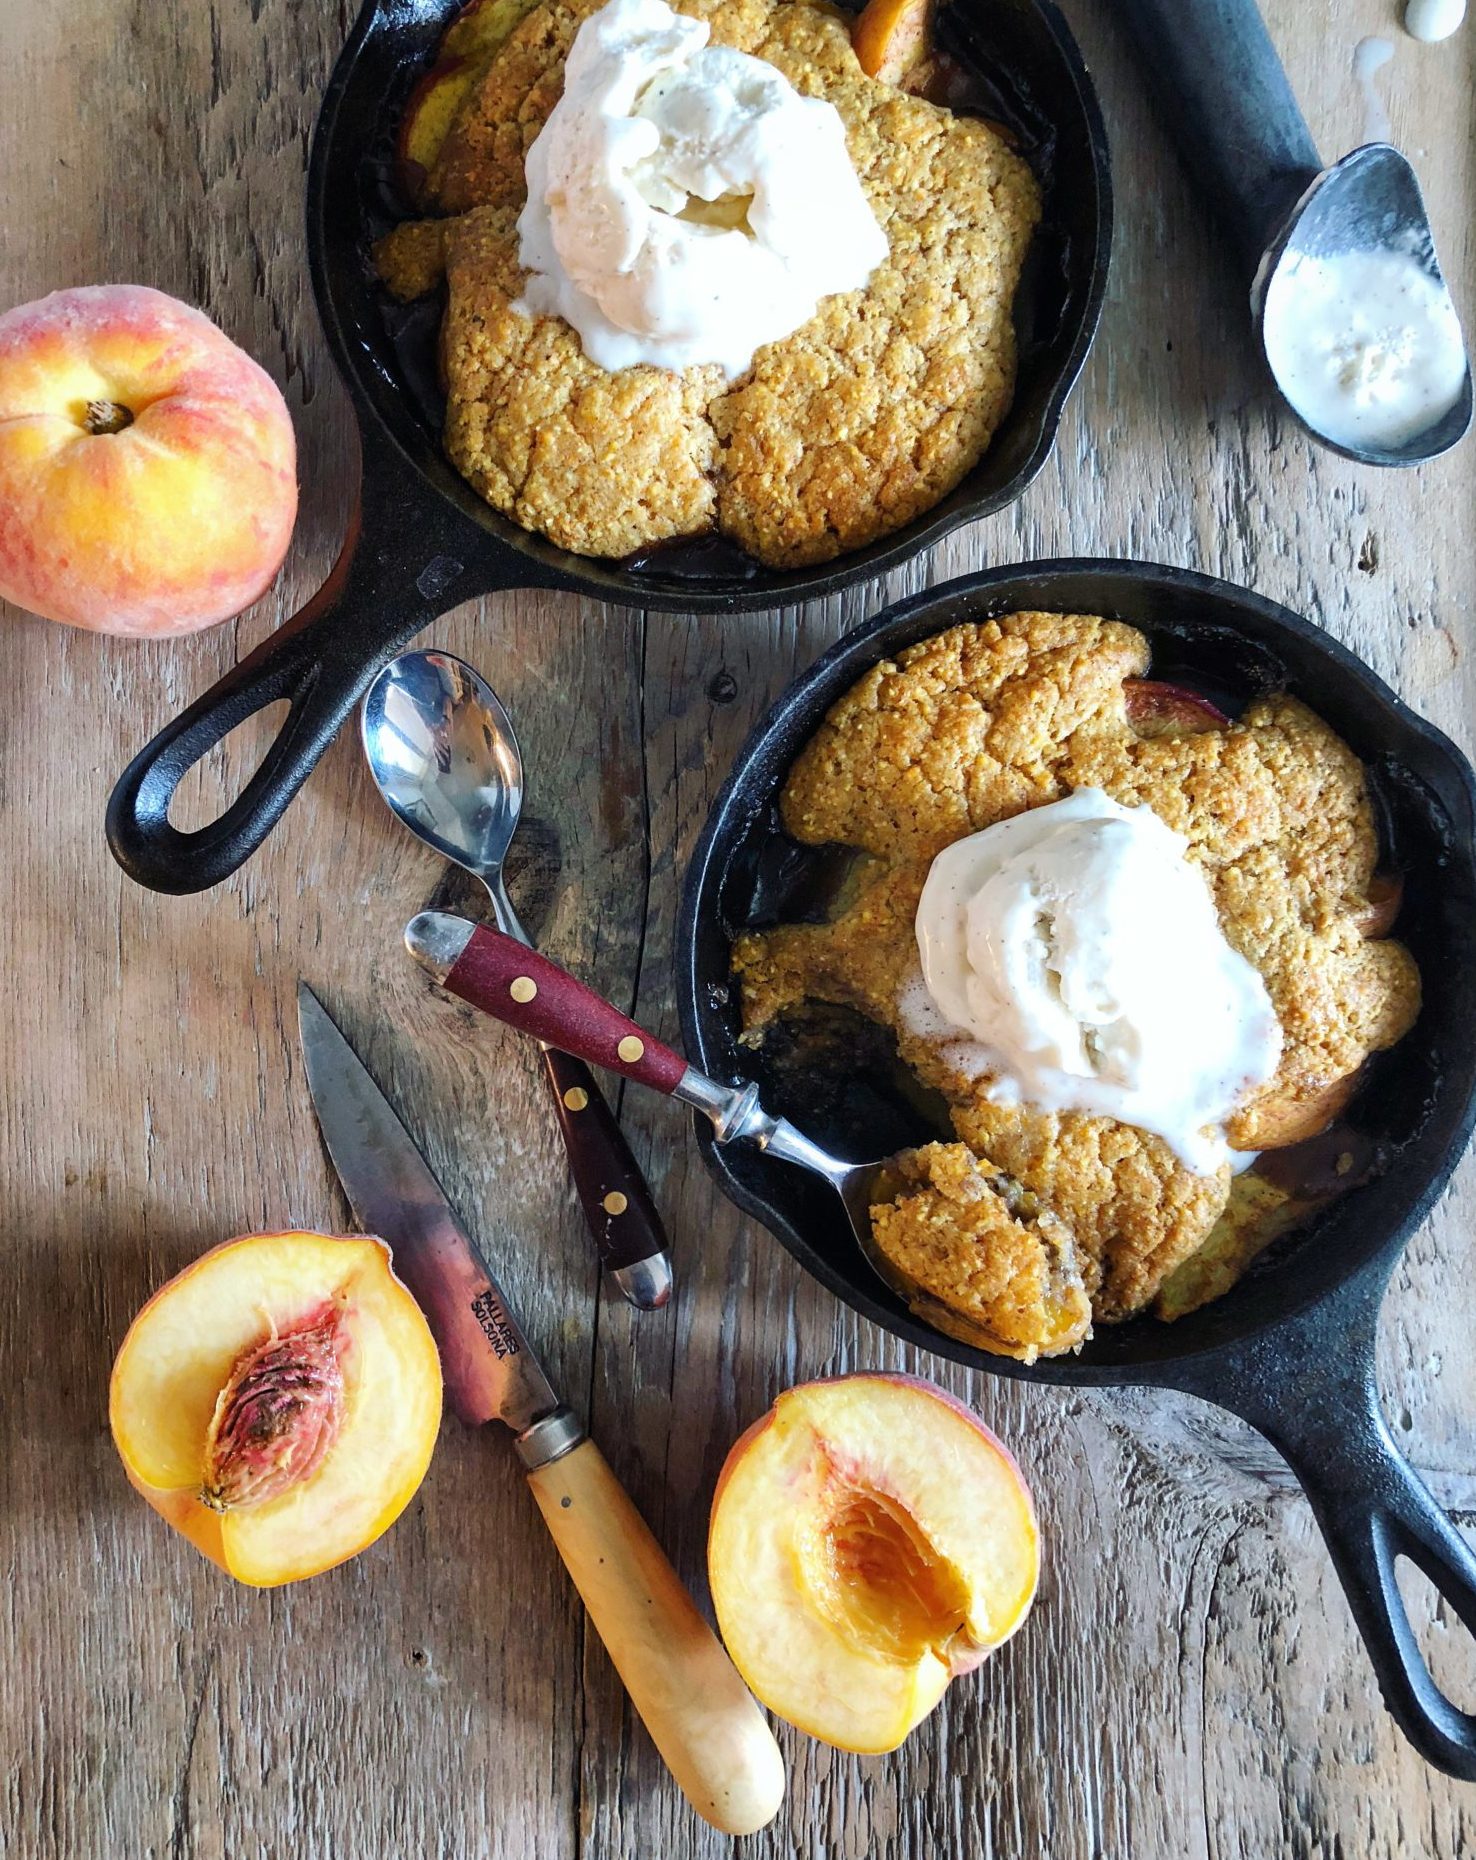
733 612 1421 1355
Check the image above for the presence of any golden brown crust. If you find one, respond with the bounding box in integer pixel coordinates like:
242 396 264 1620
735 612 1422 1339
774 612 1151 858
868 1142 1093 1362
706 4 1037 564
947 1097 1228 1321
373 219 451 303
395 0 1039 564
441 207 722 556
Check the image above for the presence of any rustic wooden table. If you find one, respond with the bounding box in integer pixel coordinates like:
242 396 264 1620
4 0 1475 1853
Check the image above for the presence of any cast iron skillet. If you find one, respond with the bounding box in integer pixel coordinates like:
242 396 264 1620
103 0 1110 896
677 560 1476 1778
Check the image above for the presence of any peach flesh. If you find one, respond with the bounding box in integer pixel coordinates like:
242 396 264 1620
852 0 935 85
1122 677 1229 737
397 0 543 200
799 1458 974 1663
109 1231 442 1587
397 56 478 200
0 285 297 636
709 1374 1038 1753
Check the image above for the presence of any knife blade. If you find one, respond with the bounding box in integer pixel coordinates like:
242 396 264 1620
297 981 570 1447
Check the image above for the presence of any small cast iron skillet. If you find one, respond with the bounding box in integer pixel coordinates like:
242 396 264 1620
677 560 1476 1778
103 0 1110 896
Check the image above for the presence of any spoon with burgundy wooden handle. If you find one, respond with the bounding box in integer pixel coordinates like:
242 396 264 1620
403 909 1083 1357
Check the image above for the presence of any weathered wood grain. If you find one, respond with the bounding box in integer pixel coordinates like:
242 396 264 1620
1 0 1473 1855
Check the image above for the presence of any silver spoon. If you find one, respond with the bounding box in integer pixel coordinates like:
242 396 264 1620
1254 148 1471 467
403 908 1084 1361
362 651 673 1309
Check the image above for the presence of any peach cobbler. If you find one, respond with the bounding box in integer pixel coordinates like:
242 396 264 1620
373 0 1039 566
733 611 1420 1360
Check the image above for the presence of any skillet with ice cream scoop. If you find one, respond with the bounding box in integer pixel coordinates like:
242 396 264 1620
103 0 1111 896
675 560 1476 1778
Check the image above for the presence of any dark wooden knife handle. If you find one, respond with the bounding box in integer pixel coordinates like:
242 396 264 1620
540 1047 671 1294
440 923 690 1095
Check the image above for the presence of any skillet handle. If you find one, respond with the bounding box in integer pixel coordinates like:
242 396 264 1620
105 431 484 894
1170 1262 1476 1779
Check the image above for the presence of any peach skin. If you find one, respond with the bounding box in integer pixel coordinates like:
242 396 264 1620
0 285 297 635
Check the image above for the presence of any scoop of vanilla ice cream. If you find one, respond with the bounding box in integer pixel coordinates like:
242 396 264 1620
515 0 889 378
912 789 1282 1173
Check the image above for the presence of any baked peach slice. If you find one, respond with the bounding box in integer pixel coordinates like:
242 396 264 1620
708 1375 1038 1753
1230 1063 1364 1152
397 57 481 202
852 0 934 85
396 0 542 201
1354 872 1404 940
1123 677 1230 737
110 1231 441 1588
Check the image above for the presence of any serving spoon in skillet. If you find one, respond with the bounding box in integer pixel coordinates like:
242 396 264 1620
402 908 1086 1361
362 649 673 1309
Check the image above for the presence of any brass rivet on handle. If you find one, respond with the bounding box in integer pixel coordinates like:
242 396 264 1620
510 976 538 1004
563 1086 589 1112
603 1191 628 1216
617 1035 644 1064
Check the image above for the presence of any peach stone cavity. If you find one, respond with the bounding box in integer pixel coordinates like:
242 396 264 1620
708 1375 1038 1753
110 1231 442 1587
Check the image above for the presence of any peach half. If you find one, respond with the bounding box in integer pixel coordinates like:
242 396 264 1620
110 1231 442 1587
0 285 297 635
708 1375 1038 1753
852 0 935 86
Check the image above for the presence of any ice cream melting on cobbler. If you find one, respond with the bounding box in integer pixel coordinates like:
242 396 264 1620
907 788 1284 1174
515 0 889 376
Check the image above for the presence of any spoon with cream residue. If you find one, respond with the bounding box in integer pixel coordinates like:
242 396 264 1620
1116 0 1472 466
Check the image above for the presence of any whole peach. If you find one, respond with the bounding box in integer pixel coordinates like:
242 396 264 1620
0 285 297 636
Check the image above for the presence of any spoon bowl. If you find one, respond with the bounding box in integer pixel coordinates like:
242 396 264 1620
1115 0 1470 467
1256 145 1473 467
363 651 525 926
